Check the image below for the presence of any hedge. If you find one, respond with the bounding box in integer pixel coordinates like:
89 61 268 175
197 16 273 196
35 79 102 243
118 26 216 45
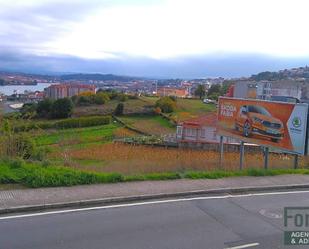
12 116 112 132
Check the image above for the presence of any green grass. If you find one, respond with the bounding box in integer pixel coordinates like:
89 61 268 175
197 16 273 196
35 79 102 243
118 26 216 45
0 160 123 188
184 168 309 179
119 114 175 135
35 123 119 146
171 98 216 121
1 159 309 188
176 98 216 113
124 172 181 181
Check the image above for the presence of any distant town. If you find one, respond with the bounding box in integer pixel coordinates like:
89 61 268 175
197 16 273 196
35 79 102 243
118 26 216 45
1 66 309 112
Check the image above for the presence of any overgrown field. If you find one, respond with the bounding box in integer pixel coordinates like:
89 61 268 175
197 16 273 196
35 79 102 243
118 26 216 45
73 98 154 117
49 143 308 174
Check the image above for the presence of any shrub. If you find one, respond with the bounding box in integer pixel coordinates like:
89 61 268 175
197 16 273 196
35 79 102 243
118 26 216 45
77 96 92 106
51 98 74 119
114 103 124 116
94 92 110 105
154 107 162 114
9 158 25 169
117 94 128 102
37 99 54 118
0 132 37 160
20 103 37 119
155 97 177 113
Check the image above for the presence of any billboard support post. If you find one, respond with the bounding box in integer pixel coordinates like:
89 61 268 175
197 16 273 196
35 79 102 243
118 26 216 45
264 147 269 170
240 141 244 170
294 154 299 169
219 136 224 168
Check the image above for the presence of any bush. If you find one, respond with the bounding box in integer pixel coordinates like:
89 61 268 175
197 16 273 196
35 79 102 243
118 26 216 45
20 103 37 119
37 99 54 118
9 158 25 169
54 116 111 129
155 97 177 113
76 96 92 106
117 94 128 102
154 107 162 114
51 98 73 119
94 92 110 105
114 103 124 116
0 133 37 160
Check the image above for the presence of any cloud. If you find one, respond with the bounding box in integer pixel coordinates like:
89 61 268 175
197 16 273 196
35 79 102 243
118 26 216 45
1 48 309 78
1 0 309 77
0 0 105 54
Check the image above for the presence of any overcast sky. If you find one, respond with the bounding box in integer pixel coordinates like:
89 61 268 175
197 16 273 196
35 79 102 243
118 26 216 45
1 0 309 78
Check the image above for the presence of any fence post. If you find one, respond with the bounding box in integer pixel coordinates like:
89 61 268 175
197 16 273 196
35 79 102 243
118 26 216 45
219 136 224 168
294 154 299 169
264 147 269 170
240 141 244 170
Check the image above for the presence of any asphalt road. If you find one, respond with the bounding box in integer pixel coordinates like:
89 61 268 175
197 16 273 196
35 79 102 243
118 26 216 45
1 190 309 249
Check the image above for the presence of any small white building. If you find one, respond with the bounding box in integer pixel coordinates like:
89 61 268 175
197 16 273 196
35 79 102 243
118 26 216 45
176 113 238 145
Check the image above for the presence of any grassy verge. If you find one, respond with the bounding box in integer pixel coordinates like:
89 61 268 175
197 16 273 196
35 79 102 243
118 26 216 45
0 160 122 188
1 160 309 188
184 168 309 179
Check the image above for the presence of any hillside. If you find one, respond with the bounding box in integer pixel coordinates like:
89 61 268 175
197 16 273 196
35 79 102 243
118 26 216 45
60 73 141 82
250 66 309 81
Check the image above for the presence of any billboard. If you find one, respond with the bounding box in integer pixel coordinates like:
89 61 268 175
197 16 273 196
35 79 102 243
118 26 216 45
217 97 308 155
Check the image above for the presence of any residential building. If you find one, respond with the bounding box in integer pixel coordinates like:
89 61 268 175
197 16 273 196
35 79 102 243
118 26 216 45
45 84 96 99
156 87 189 98
271 80 302 99
234 81 272 100
175 113 238 146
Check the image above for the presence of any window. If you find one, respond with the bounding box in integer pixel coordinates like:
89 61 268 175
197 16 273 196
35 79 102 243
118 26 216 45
200 128 205 138
177 126 182 136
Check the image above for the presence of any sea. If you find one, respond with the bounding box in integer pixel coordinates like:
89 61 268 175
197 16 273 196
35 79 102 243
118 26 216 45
0 83 52 96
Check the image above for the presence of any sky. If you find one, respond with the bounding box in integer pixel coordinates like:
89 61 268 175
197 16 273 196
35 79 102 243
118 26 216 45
1 0 309 78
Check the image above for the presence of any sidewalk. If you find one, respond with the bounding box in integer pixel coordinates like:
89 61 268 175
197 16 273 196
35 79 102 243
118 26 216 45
1 174 309 214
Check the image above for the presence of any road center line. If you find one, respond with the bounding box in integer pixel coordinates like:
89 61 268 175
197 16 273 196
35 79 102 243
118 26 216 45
1 189 309 221
224 242 259 249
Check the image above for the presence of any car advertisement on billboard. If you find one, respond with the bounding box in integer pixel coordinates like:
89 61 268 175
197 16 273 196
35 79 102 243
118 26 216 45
217 97 308 155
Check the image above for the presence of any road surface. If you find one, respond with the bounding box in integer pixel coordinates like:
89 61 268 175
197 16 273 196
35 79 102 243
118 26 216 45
1 190 309 249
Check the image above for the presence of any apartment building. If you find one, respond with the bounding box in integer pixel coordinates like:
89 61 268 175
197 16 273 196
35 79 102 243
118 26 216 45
45 84 96 99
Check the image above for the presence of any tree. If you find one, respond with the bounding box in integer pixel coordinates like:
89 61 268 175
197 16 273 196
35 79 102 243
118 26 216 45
219 80 234 95
114 103 124 116
155 97 177 113
37 98 54 118
207 84 221 96
94 92 110 105
194 84 206 99
51 98 73 119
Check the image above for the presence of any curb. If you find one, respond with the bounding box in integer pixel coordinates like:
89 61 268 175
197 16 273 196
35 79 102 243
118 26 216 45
1 183 309 215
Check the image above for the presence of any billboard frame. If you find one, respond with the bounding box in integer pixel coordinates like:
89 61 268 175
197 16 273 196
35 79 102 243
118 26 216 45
217 97 309 170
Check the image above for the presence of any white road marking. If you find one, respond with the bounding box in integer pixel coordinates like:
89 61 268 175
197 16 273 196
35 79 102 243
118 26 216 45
1 189 309 221
224 242 259 249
